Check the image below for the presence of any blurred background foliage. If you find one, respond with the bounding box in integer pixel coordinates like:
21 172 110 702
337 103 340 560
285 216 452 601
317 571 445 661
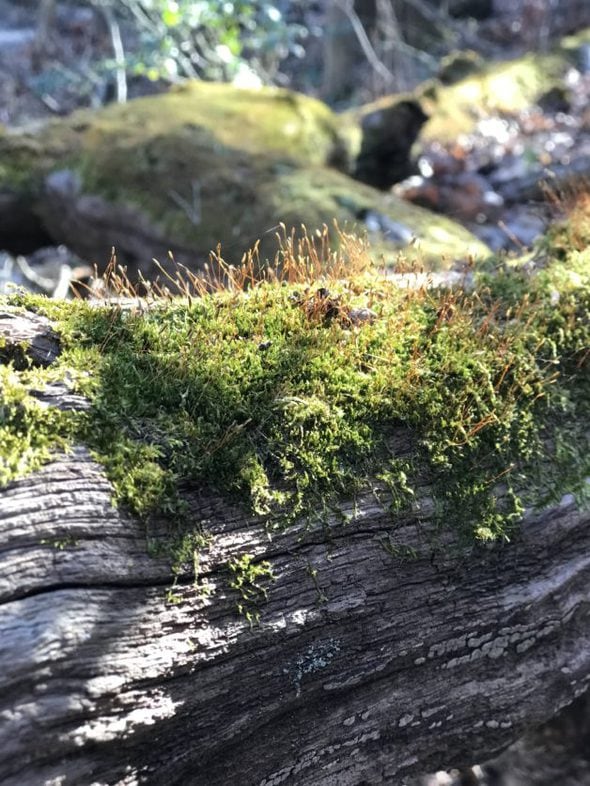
102 0 306 85
25 0 588 113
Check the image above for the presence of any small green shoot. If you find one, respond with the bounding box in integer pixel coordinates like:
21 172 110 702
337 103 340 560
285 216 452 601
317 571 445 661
228 552 275 625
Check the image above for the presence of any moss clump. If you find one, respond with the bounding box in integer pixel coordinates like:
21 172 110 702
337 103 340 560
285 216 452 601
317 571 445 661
229 553 275 625
2 228 588 551
0 362 77 485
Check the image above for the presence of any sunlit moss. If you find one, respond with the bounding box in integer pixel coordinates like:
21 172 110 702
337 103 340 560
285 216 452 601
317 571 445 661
2 234 588 552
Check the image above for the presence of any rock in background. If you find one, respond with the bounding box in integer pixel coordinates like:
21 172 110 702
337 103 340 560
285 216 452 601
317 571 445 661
0 81 489 279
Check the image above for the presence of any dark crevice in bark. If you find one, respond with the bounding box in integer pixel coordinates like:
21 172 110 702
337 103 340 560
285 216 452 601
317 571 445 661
3 576 176 603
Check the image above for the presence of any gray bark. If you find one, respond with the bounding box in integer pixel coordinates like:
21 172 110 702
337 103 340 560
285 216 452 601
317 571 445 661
0 307 61 366
1 311 590 786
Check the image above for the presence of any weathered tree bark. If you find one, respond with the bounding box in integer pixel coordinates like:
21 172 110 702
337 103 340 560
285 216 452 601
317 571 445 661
0 308 61 367
1 313 590 786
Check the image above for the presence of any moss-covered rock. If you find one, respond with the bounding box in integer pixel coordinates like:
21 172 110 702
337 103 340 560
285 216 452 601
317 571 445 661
250 167 486 263
336 29 590 190
420 30 590 141
0 81 488 273
437 50 485 86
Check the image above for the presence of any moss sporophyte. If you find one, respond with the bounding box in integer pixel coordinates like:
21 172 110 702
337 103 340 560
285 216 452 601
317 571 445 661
0 231 589 588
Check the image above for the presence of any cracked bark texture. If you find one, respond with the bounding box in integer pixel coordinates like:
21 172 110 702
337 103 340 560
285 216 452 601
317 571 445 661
1 445 589 786
1 314 590 786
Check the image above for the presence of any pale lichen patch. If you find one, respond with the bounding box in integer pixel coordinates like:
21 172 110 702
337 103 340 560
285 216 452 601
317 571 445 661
285 638 342 697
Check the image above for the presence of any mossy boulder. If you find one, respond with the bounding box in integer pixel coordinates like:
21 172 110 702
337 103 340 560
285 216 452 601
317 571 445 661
0 81 488 274
437 50 485 86
420 30 590 141
336 29 590 192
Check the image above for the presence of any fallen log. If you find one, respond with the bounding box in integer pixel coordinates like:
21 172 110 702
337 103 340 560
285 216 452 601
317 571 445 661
0 307 60 367
0 272 589 786
1 439 589 786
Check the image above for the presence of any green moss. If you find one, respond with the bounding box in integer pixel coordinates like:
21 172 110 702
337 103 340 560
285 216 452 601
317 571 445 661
559 28 590 54
2 235 588 561
0 82 343 195
82 82 345 166
0 361 77 484
0 120 82 194
228 552 275 625
259 168 489 266
72 88 485 267
438 50 485 85
0 133 47 193
73 82 348 235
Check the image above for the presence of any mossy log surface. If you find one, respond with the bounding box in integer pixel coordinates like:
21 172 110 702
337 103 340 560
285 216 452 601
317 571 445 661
1 310 589 786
